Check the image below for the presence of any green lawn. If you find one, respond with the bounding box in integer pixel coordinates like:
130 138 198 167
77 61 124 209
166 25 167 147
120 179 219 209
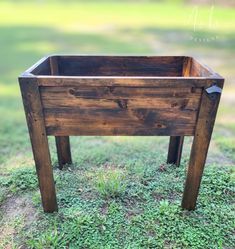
0 1 235 248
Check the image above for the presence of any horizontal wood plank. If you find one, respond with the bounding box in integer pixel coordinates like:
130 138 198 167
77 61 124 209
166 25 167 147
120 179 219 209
37 77 216 88
42 97 200 110
40 86 202 100
44 107 198 136
44 107 198 123
46 124 195 136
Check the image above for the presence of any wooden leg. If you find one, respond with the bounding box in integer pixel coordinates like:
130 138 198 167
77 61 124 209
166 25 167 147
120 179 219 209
19 77 58 213
55 136 72 170
182 89 222 210
167 136 184 166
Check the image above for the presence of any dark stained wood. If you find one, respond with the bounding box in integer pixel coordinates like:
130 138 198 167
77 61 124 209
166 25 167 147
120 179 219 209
167 136 184 166
41 85 201 136
44 107 198 136
37 77 221 88
41 96 200 110
57 56 184 77
182 82 223 210
46 124 195 136
55 136 72 169
50 56 72 170
189 58 214 77
30 56 51 75
49 56 59 76
44 107 197 124
19 55 225 211
19 76 58 213
170 57 188 166
182 57 216 78
40 86 202 100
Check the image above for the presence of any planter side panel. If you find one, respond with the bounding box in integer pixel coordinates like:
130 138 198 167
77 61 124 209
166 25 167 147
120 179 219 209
40 86 202 136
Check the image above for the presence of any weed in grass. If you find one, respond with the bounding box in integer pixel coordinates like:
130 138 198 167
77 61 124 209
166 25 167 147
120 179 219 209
95 168 126 198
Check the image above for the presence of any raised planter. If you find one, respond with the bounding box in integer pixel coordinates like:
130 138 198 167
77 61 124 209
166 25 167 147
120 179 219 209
19 55 224 212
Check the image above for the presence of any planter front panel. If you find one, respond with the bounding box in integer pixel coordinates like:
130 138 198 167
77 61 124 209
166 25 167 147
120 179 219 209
40 85 202 136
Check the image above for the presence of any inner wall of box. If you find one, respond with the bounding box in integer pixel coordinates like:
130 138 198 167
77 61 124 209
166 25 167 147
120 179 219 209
55 56 184 77
31 56 211 77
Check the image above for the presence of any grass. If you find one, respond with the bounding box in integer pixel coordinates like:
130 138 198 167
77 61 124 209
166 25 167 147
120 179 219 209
0 1 234 248
0 152 234 248
95 168 126 198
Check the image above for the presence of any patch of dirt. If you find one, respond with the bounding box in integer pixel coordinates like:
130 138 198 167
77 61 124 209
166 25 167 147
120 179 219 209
79 189 97 201
1 195 38 227
100 202 108 216
102 162 122 170
158 164 168 172
0 195 38 248
151 192 165 201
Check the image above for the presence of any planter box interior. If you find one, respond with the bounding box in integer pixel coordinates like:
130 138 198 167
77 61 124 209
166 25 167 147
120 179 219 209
29 55 215 77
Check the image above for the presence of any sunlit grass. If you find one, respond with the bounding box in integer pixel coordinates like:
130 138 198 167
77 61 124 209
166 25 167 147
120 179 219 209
95 168 126 198
0 2 234 31
0 84 21 97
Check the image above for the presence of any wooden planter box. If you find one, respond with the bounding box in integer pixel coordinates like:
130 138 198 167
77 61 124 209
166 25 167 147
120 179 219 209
19 55 224 212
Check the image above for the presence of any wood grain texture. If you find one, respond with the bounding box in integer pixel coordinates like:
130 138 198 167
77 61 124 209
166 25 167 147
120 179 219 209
167 136 184 166
189 58 214 77
46 125 195 136
19 76 58 212
57 56 184 76
55 136 72 169
41 96 200 110
182 57 192 77
44 109 197 136
50 56 72 170
37 77 219 88
40 86 202 100
41 86 201 136
182 83 223 210
182 57 216 78
49 56 59 76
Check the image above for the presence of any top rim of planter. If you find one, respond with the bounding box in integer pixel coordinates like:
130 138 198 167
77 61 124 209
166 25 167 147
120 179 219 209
19 55 224 88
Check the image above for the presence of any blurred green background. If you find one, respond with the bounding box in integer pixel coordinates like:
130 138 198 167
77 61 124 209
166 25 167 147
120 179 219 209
0 1 234 248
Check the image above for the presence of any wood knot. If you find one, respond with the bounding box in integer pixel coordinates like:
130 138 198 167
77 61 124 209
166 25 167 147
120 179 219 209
191 87 196 93
133 109 155 126
133 109 147 121
107 86 115 93
171 102 178 108
116 99 128 109
69 89 75 95
180 99 189 110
